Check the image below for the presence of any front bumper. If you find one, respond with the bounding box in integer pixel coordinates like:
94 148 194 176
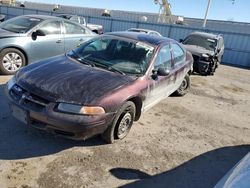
5 85 115 140
193 60 210 73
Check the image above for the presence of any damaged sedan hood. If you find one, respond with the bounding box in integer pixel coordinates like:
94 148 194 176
183 44 214 57
16 55 135 104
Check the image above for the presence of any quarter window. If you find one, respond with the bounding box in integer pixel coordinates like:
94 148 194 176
155 44 172 70
64 21 86 34
172 43 185 65
39 21 61 35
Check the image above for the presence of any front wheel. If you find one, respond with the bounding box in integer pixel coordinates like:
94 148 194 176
173 74 190 96
0 48 26 75
102 101 135 144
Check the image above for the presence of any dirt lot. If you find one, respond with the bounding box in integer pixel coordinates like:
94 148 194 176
0 65 249 188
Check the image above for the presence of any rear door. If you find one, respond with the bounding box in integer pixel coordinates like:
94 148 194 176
171 43 188 91
30 20 64 62
63 20 93 52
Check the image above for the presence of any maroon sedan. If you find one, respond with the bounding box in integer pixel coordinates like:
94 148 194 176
6 32 193 143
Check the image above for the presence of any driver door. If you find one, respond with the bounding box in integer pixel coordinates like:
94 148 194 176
31 20 64 63
143 44 176 111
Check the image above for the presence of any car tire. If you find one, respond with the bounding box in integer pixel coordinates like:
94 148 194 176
0 48 26 75
173 74 190 96
102 101 136 144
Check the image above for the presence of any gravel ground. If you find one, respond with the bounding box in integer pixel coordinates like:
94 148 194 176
0 65 249 188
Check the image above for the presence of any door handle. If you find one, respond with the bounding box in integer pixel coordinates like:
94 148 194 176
56 39 62 43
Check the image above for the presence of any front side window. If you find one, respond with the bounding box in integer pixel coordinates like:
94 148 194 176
0 16 42 33
68 36 154 75
154 44 172 70
172 43 185 65
218 38 224 50
39 21 61 35
64 21 85 34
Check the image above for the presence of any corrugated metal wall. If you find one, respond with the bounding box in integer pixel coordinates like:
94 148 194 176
0 4 250 68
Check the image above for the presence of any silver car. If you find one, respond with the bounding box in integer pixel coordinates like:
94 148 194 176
127 28 162 37
0 15 96 75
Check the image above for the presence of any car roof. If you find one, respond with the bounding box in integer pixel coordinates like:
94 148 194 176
128 28 158 33
191 31 222 39
105 31 173 46
20 14 61 20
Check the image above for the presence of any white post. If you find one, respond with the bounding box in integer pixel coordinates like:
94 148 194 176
203 0 212 28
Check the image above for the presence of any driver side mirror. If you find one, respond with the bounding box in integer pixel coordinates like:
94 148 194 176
179 39 184 43
152 67 170 80
31 29 46 40
157 67 170 76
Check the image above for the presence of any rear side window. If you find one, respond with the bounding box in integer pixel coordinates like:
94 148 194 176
64 21 86 34
171 43 185 65
79 17 86 25
69 16 80 24
39 21 61 35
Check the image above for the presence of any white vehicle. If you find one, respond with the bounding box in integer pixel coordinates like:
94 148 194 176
58 14 104 34
127 28 162 37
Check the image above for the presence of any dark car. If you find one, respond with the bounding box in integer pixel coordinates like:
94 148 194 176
6 32 193 143
0 15 96 75
181 31 224 75
214 152 250 188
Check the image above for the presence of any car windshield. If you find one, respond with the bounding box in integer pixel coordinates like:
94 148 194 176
183 35 217 51
68 36 155 75
0 16 42 33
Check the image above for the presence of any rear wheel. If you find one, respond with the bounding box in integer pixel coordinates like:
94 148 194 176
173 74 190 96
0 48 26 75
102 101 135 144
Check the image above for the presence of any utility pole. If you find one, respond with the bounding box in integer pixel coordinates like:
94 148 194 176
154 0 173 24
203 0 212 28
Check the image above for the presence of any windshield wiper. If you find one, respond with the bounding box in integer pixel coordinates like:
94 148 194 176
83 56 125 75
69 50 94 67
107 65 126 75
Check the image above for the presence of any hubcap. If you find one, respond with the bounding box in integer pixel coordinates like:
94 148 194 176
179 79 188 91
2 52 23 72
117 112 132 139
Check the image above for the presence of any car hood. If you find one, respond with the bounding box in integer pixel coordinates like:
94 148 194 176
16 55 135 105
0 28 22 38
183 44 214 57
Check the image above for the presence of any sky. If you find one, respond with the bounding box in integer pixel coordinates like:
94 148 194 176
30 0 250 23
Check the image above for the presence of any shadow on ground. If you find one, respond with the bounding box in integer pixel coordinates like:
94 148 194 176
0 83 105 160
110 145 250 188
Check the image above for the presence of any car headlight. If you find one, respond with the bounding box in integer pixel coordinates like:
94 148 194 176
7 76 16 90
57 103 105 115
201 54 210 61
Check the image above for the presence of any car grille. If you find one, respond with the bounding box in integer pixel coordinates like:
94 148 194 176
192 55 200 62
10 84 49 111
